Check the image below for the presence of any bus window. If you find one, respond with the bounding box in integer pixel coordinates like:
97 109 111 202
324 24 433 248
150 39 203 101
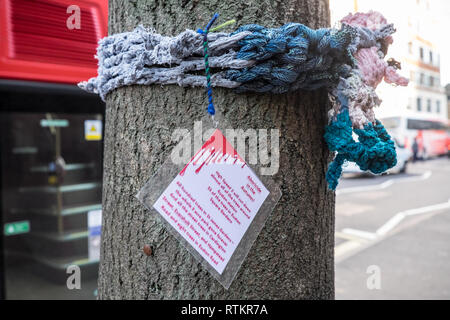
381 117 401 129
407 119 446 130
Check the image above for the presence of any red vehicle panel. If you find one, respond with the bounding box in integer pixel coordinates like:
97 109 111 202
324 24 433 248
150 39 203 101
0 0 107 84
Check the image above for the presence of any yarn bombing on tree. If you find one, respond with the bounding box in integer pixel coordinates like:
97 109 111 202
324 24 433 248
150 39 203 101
79 11 409 190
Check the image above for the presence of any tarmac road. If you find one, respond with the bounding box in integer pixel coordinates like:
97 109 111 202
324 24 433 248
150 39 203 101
335 157 450 299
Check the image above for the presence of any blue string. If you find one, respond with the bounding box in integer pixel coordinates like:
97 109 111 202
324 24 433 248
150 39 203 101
198 13 219 116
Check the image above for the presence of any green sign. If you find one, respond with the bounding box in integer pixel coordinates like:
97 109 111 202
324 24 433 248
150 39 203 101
40 119 69 127
4 221 30 236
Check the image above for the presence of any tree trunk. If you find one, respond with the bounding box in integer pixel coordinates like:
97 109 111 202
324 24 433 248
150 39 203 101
100 0 335 299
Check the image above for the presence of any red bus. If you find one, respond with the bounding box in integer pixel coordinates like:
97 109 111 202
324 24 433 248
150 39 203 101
381 116 450 159
0 0 107 83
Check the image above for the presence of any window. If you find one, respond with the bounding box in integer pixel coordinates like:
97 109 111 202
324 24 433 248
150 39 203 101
408 42 413 54
429 76 434 87
417 97 422 111
429 51 433 64
419 47 424 60
408 119 446 130
427 99 432 112
419 73 425 85
437 101 441 113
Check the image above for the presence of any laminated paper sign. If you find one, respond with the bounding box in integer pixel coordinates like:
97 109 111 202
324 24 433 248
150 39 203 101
138 126 281 289
153 129 269 274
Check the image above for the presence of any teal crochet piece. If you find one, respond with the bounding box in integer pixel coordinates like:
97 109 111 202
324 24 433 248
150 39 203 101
324 108 397 190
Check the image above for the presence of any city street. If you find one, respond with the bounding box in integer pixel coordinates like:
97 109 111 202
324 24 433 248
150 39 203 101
335 157 450 299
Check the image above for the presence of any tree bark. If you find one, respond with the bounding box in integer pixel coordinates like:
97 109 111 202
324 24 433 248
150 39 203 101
100 0 335 299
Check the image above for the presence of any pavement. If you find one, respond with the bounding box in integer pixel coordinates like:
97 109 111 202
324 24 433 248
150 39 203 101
335 157 450 300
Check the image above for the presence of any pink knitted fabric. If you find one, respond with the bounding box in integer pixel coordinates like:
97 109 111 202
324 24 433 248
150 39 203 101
341 11 388 30
332 11 409 130
355 47 408 88
384 66 409 86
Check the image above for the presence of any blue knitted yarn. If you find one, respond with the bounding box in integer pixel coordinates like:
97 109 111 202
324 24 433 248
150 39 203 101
226 23 355 93
324 108 397 190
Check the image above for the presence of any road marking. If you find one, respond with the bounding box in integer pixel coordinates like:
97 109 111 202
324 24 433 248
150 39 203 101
335 199 450 260
376 199 450 236
336 180 393 195
402 200 450 216
375 213 406 236
336 231 370 242
336 170 432 195
335 240 362 258
342 228 377 240
395 170 432 183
